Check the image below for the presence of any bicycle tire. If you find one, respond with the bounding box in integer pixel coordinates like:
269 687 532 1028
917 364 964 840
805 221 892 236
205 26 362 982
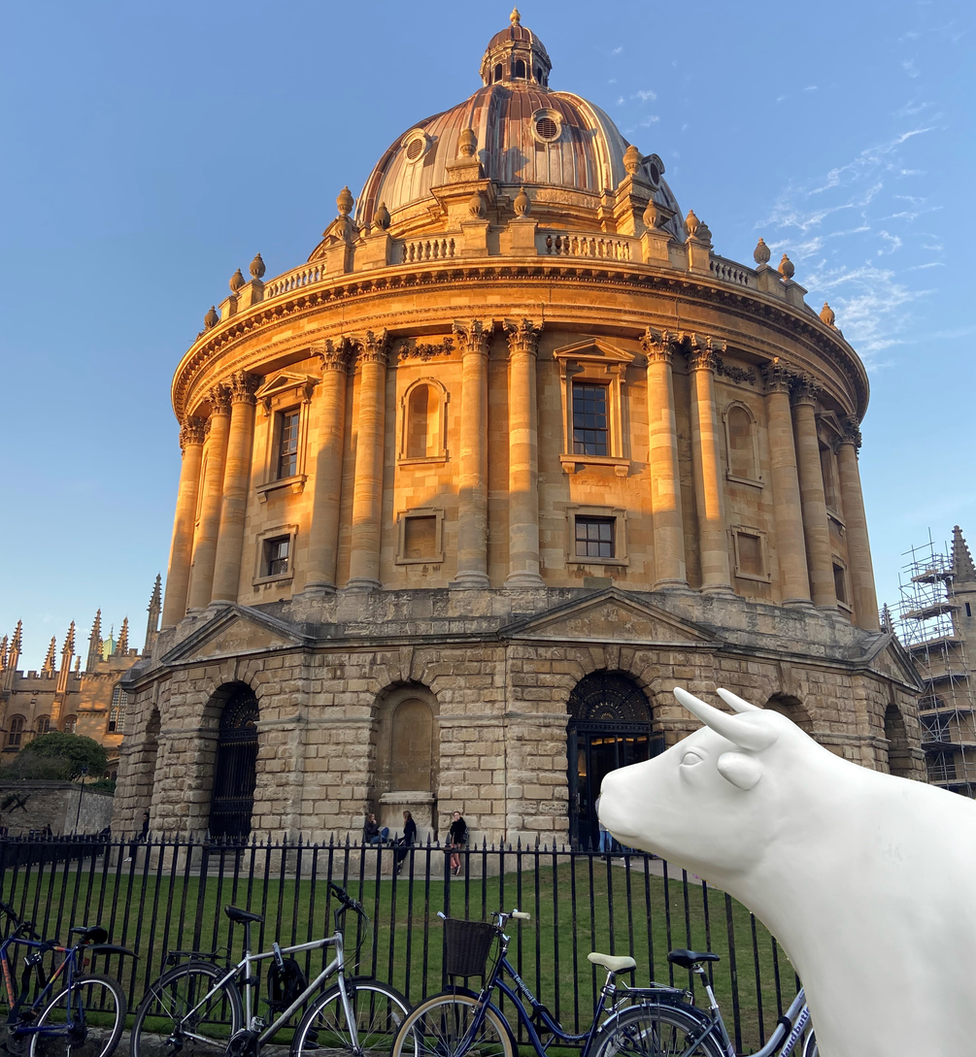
595 1003 725 1057
130 961 243 1057
28 973 126 1057
292 979 410 1057
391 992 513 1057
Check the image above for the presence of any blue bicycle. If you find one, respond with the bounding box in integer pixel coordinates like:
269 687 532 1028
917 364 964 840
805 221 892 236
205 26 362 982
0 899 134 1057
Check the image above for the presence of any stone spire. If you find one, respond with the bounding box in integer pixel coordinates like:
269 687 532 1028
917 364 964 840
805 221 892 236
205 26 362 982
86 610 102 672
951 526 976 586
57 622 75 696
145 574 162 654
115 617 129 656
62 621 76 658
42 636 57 674
880 603 894 633
1 623 20 694
0 636 7 672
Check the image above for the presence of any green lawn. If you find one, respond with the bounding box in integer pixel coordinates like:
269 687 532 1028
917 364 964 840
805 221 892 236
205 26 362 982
0 846 796 1055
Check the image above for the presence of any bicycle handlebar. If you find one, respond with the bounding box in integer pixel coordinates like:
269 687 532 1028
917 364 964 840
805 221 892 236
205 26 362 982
328 881 365 917
0 900 39 940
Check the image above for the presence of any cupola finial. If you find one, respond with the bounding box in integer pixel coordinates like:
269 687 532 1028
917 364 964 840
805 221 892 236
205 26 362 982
510 7 520 25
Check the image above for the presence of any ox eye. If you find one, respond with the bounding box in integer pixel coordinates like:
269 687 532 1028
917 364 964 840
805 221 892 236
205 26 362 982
680 749 705 767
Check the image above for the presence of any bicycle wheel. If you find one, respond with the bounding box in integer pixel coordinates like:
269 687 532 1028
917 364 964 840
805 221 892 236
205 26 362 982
391 993 513 1057
130 961 243 1057
292 979 410 1057
29 973 126 1057
596 1004 725 1057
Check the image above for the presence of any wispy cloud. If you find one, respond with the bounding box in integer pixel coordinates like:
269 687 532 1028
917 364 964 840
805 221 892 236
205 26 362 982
804 85 818 92
632 89 657 102
902 58 920 77
611 46 623 56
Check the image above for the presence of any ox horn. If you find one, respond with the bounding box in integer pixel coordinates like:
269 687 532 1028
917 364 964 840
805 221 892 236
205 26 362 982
716 688 761 713
673 687 777 752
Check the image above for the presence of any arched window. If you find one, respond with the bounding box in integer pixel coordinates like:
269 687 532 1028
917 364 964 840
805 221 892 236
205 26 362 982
6 715 25 749
514 59 526 79
764 693 813 733
493 63 503 83
35 715 52 735
62 715 77 734
390 700 434 792
108 684 127 733
208 686 259 841
725 403 759 481
407 385 430 458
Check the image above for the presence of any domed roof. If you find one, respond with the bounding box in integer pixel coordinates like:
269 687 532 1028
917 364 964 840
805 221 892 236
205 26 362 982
356 13 683 234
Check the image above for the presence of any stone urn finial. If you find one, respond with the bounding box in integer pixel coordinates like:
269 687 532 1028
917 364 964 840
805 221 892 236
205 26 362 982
229 268 245 294
374 202 391 230
643 199 663 230
468 190 486 218
623 144 641 176
514 186 531 217
337 186 354 217
696 219 712 245
685 209 700 238
778 253 795 280
820 302 836 327
249 253 266 279
753 237 771 265
459 127 477 158
204 305 219 329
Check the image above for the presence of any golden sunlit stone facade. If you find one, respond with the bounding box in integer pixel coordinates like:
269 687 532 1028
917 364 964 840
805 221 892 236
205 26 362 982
114 14 923 847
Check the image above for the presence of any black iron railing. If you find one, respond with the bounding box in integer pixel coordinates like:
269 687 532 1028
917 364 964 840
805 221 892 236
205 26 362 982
0 836 798 1054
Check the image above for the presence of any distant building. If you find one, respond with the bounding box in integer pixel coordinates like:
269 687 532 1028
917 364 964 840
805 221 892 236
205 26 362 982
893 527 976 795
0 577 161 777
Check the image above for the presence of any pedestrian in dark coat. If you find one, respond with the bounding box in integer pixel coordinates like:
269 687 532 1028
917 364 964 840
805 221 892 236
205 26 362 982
393 811 417 876
448 810 468 876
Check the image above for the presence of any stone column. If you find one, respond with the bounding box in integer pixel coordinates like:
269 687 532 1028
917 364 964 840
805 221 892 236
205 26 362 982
186 386 231 610
161 417 206 627
837 419 880 631
791 379 836 609
762 361 812 606
452 320 493 588
346 331 389 592
505 319 544 587
303 341 350 594
211 371 259 604
640 328 688 589
688 335 732 593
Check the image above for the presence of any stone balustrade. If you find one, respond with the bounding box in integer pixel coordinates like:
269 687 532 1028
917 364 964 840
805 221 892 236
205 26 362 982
263 263 326 299
399 237 457 264
544 232 634 261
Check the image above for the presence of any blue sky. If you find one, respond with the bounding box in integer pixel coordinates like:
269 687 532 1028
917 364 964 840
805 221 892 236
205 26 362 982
1 1 973 667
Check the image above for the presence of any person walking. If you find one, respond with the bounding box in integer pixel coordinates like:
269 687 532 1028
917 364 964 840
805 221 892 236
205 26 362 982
126 810 150 862
447 810 468 876
393 811 417 877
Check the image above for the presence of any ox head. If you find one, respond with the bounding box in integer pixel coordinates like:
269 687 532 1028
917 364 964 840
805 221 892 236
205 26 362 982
598 686 824 879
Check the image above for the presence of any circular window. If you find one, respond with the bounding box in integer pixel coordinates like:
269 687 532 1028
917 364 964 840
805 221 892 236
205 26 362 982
535 116 559 141
406 138 424 160
648 162 661 186
401 131 429 163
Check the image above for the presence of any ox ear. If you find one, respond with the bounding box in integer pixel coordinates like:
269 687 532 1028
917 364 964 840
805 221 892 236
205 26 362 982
673 687 778 752
717 751 764 790
716 688 761 713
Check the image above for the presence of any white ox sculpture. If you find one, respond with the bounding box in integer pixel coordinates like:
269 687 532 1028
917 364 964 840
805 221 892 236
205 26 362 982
598 686 976 1057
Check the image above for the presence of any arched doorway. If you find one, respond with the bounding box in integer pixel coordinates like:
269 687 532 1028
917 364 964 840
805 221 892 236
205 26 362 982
567 671 662 849
208 685 259 841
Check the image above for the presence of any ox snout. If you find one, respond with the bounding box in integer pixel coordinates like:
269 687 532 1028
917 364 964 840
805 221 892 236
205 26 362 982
598 766 644 846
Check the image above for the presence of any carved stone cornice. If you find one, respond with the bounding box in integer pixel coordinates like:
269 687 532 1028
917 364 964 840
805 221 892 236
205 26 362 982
840 416 862 450
453 319 494 357
687 333 725 373
228 370 260 404
353 329 390 367
179 416 207 451
397 337 455 362
761 358 796 394
639 326 681 364
208 383 232 415
790 374 821 407
505 318 542 357
320 338 351 373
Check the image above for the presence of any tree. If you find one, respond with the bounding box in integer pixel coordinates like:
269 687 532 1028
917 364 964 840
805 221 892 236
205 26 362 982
2 733 108 781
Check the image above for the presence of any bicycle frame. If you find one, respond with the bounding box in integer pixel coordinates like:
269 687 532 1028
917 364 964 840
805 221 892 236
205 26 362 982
0 933 84 1041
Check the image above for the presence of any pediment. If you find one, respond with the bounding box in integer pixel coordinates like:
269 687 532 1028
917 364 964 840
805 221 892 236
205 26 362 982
501 588 719 646
255 371 317 405
857 632 924 690
552 338 635 368
162 605 310 666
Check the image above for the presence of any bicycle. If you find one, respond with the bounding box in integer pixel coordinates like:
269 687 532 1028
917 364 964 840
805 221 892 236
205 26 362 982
0 897 133 1057
592 948 818 1057
390 907 693 1057
130 881 409 1057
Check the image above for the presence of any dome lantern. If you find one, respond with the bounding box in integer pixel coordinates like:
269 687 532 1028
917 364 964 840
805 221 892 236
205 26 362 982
479 9 552 87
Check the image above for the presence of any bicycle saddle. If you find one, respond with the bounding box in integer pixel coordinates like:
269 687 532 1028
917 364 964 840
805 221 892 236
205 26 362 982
588 952 637 972
68 926 109 945
668 949 720 968
225 905 264 925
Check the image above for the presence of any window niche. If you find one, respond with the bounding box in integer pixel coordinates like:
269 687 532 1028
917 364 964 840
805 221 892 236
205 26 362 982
398 379 449 465
396 508 445 565
253 523 299 587
554 339 633 476
372 685 440 835
731 526 771 582
723 402 762 486
567 506 629 567
254 371 317 502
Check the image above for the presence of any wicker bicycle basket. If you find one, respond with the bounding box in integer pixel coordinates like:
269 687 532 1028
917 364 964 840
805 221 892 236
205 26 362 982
443 918 498 977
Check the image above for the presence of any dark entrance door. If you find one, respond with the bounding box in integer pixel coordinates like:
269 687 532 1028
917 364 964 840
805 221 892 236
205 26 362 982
208 687 259 841
567 671 663 850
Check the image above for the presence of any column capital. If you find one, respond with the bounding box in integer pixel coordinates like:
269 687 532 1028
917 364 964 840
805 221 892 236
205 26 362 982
208 383 232 415
179 416 207 451
505 318 542 356
790 374 821 407
453 319 494 356
353 329 390 366
319 338 351 373
228 370 259 404
761 357 796 394
840 416 862 450
687 333 725 372
640 326 681 364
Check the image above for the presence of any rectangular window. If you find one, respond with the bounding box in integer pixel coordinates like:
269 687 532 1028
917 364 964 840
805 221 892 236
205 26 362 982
833 563 848 605
265 536 290 577
575 517 615 559
572 384 609 456
276 409 300 479
404 516 437 560
108 685 127 733
737 533 763 577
